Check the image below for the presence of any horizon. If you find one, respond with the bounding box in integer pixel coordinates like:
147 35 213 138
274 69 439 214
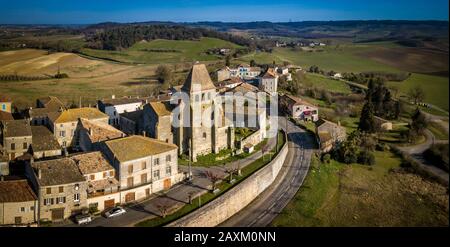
0 0 448 24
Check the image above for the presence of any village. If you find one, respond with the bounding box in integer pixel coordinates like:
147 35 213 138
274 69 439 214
0 61 344 226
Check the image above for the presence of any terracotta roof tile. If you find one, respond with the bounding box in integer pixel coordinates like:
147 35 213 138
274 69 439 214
31 126 61 152
1 119 32 138
32 158 86 186
71 151 114 175
52 108 108 123
79 119 124 143
0 180 37 203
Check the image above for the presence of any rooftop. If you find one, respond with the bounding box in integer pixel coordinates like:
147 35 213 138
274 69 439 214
1 119 32 138
105 135 177 163
31 126 61 152
120 109 143 123
283 94 315 107
148 101 173 117
0 95 11 103
49 107 108 124
181 63 216 93
100 97 144 107
32 158 86 186
71 151 114 175
318 131 332 143
0 111 14 121
0 179 37 203
79 119 124 143
28 107 57 118
37 96 65 111
262 68 278 79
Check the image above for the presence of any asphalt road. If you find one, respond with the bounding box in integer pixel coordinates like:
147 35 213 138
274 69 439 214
220 116 315 226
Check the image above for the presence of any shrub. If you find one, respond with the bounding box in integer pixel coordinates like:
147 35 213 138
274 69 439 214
322 154 331 164
358 150 376 166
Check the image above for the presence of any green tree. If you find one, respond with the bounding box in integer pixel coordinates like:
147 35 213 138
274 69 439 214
358 100 376 133
250 59 256 67
407 86 425 105
225 55 231 67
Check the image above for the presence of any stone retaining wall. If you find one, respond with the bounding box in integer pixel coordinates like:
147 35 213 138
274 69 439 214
167 131 288 227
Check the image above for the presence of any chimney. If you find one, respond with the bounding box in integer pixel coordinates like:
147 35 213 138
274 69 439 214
112 95 115 99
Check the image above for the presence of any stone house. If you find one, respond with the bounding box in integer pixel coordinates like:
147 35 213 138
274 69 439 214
26 158 88 222
217 65 262 81
0 179 38 225
280 94 319 122
0 155 8 176
0 120 32 160
48 107 109 149
28 96 66 127
103 135 181 203
0 95 12 113
30 126 62 160
78 118 124 152
71 151 120 212
315 119 347 153
142 101 174 144
97 96 145 127
259 68 278 95
119 109 144 135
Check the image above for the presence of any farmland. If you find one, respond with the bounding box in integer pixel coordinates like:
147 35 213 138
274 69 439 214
80 37 242 64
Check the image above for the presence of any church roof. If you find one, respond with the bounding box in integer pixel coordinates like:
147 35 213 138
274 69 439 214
181 63 216 93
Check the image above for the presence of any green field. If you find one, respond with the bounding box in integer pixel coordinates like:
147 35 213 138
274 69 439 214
240 45 402 73
80 38 241 64
305 73 352 94
387 73 449 111
271 151 449 226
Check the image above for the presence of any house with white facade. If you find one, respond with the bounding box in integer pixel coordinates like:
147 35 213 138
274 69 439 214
280 94 319 122
97 96 145 127
259 68 279 95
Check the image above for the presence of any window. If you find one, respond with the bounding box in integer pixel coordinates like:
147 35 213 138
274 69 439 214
141 173 147 184
166 155 171 163
127 177 134 187
203 132 207 139
195 95 199 102
154 158 160 166
90 174 95 180
20 207 25 212
1 104 5 110
23 142 27 149
166 166 172 176
153 170 160 180
10 143 15 150
74 193 80 202
44 198 53 206
30 206 34 211
128 165 133 174
74 184 79 191
103 172 107 178
141 161 146 170
207 92 211 100
56 196 66 204
46 188 51 194
109 170 114 177
60 124 63 127
62 141 67 147
58 186 64 193
60 131 66 137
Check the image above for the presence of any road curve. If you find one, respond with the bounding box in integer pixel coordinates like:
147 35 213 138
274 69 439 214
220 117 315 227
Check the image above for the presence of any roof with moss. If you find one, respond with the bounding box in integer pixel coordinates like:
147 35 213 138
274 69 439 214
105 135 177 163
49 107 108 124
0 180 37 203
31 126 61 152
148 101 173 117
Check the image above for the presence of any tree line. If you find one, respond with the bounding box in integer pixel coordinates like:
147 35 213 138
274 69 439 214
85 25 274 52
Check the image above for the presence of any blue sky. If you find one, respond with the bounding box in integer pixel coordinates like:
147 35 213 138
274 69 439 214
0 0 448 24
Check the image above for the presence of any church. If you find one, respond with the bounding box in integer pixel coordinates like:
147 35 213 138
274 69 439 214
143 63 267 162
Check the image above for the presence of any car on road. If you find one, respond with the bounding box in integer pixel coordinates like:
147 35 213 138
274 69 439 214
75 214 92 225
105 206 126 218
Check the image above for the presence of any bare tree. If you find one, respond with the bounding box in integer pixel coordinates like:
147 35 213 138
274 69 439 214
204 171 220 192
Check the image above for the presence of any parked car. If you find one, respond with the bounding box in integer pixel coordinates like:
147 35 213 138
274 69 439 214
75 214 92 225
105 206 126 218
